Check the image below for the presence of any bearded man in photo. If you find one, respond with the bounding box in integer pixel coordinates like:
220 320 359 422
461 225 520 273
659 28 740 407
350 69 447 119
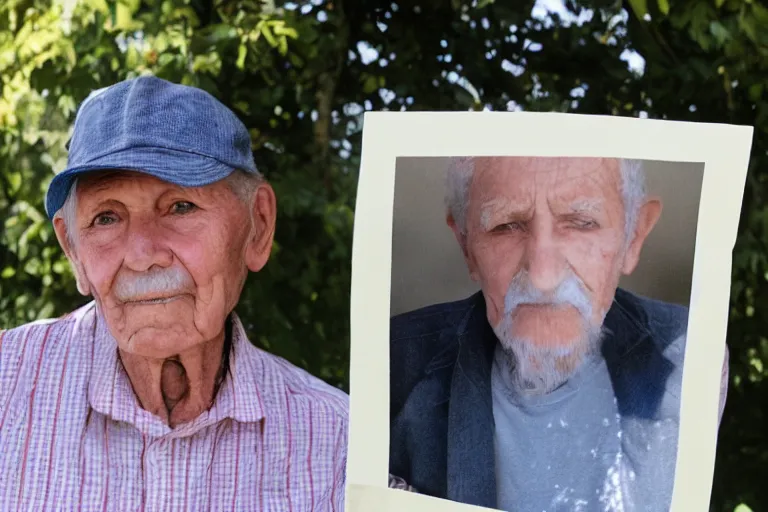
388 156 729 512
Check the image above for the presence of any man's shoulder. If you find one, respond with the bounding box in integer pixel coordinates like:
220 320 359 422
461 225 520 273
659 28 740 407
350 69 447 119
389 294 482 381
255 348 349 422
391 294 480 345
613 288 688 400
615 288 688 349
388 294 483 420
1 303 94 355
0 304 96 409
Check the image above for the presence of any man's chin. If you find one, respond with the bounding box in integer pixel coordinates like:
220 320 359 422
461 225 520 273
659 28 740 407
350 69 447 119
506 347 583 396
497 333 599 396
117 326 204 359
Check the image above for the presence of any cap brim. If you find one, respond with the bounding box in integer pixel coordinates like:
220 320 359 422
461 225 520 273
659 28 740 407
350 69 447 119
45 146 240 219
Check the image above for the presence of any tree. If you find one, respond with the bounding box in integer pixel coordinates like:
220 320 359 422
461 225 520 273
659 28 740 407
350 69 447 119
0 0 766 509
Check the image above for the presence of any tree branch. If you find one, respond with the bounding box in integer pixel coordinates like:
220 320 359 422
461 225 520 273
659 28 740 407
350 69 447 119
313 0 349 193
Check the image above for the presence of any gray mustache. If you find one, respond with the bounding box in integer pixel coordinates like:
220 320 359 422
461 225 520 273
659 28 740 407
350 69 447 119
113 266 194 302
502 269 593 321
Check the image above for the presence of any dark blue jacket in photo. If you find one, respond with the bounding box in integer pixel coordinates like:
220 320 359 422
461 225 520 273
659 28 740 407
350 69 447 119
388 287 688 510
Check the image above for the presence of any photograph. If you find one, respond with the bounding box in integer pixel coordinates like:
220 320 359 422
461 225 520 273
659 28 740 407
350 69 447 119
347 111 752 512
389 155 709 512
1 2 766 512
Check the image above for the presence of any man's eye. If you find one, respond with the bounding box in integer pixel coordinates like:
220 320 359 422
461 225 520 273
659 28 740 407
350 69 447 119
170 201 197 214
92 211 118 226
494 221 526 232
570 218 599 230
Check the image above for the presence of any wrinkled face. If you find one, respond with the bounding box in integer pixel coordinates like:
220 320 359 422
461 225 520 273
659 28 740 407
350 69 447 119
454 157 657 393
54 171 273 359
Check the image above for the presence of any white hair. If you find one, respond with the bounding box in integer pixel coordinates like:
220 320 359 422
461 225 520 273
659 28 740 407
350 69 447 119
56 169 263 248
58 177 79 249
445 157 647 242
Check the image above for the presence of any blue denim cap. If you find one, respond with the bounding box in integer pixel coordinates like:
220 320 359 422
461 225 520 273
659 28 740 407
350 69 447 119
45 76 258 218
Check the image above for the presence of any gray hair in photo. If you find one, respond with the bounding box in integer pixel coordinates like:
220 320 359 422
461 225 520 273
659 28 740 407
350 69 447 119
445 157 647 244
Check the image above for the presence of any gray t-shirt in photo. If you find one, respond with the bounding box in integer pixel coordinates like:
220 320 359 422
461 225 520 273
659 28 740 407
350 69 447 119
492 343 680 512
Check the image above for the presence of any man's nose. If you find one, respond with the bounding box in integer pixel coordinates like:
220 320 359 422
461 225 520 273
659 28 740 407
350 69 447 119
123 219 173 272
522 222 567 293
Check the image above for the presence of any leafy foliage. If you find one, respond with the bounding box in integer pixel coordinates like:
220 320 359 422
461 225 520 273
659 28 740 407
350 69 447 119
0 0 766 509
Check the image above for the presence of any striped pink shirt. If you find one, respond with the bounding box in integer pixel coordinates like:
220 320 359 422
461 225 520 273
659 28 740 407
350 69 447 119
0 302 349 511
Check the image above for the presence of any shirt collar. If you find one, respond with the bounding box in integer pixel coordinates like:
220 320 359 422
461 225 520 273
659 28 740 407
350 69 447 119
86 303 269 438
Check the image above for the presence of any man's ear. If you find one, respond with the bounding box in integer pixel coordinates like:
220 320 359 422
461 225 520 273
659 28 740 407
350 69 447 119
52 216 91 296
447 213 480 282
244 182 277 272
621 196 662 275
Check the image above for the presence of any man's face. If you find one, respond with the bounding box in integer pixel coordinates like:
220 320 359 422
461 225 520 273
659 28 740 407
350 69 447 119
452 157 659 393
54 171 274 359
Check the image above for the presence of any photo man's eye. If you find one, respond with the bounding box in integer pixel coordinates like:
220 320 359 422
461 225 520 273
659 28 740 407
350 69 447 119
171 201 197 214
570 218 599 230
493 221 526 232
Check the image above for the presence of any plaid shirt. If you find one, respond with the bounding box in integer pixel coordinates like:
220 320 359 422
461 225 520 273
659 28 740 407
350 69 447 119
0 302 349 511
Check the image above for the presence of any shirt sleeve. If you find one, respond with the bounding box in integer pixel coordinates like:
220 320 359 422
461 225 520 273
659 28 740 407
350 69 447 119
332 418 348 511
718 343 729 427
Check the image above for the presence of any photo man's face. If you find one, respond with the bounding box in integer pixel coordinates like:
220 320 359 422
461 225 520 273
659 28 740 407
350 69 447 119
453 157 659 391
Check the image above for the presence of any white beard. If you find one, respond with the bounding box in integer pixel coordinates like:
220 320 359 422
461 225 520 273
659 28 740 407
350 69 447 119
490 269 611 396
493 316 605 396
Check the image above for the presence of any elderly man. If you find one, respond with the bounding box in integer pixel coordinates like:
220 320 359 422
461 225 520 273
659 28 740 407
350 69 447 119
0 76 348 510
389 156 729 511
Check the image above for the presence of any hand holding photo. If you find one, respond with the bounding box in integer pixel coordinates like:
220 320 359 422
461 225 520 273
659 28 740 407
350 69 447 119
347 112 752 512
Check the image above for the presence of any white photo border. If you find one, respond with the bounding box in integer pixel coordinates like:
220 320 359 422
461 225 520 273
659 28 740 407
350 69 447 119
347 111 753 512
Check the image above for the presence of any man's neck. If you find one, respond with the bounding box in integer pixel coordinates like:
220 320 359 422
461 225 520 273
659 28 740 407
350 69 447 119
120 319 232 428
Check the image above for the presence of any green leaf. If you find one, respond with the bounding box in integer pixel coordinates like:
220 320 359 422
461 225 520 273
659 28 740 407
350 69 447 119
7 172 21 193
36 301 54 320
362 75 379 94
85 0 110 14
261 24 279 48
57 95 77 117
628 0 649 18
236 43 247 70
272 23 298 40
734 504 754 512
657 0 670 15
125 45 140 69
753 3 768 24
1 267 15 278
709 21 731 45
739 14 760 45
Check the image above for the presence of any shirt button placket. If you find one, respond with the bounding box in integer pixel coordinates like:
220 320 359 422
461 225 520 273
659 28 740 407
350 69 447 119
145 438 161 510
